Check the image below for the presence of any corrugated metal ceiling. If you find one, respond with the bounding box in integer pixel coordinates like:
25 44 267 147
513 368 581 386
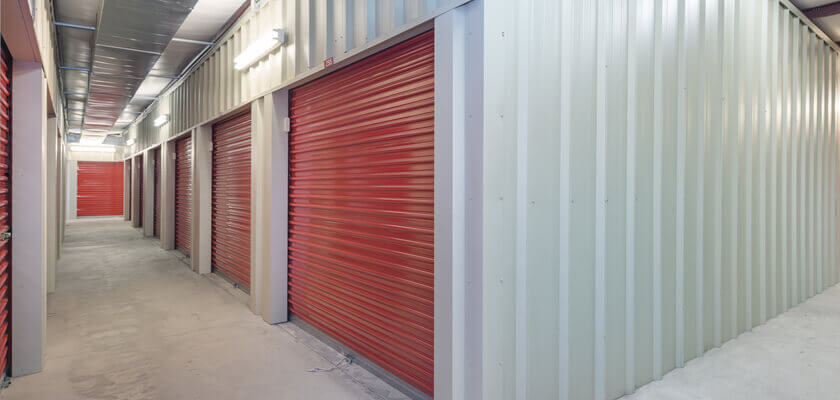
53 0 245 144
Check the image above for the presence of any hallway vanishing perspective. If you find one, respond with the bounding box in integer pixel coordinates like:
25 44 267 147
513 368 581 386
9 0 840 398
0 220 406 400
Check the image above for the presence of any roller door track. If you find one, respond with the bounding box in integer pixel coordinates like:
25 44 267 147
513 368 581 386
175 136 192 255
288 30 434 396
154 148 161 237
77 162 124 217
212 112 251 288
0 42 11 375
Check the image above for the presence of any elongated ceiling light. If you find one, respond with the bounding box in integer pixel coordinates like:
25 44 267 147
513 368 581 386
70 145 116 153
126 138 136 146
154 114 170 127
234 29 286 70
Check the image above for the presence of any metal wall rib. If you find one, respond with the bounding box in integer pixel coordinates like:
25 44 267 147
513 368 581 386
483 0 840 399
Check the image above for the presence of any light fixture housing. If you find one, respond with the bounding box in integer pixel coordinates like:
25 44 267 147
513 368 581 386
79 135 106 145
234 29 286 70
70 145 116 153
154 114 170 127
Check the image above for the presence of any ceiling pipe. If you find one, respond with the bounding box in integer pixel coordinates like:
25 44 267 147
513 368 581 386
54 21 96 31
803 1 840 19
171 37 215 46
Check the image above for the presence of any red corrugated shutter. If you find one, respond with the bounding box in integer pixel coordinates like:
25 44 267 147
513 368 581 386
138 157 143 226
212 112 251 288
175 136 192 255
0 42 12 376
288 31 434 396
154 148 161 237
77 162 124 217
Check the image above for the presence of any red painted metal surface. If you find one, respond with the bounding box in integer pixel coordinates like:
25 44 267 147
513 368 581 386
154 148 161 237
77 162 124 217
138 157 143 226
175 136 192 255
288 30 434 396
0 42 11 376
212 112 251 288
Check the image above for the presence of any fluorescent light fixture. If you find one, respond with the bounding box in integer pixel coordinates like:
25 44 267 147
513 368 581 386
234 29 286 70
70 145 116 153
79 135 106 145
126 138 136 146
154 114 170 127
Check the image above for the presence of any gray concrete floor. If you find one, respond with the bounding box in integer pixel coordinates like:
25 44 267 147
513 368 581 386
1 219 409 400
625 283 840 400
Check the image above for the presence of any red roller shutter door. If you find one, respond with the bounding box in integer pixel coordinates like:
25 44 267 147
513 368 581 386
77 162 124 217
212 112 251 288
0 42 12 375
153 149 161 237
288 31 434 396
175 136 192 255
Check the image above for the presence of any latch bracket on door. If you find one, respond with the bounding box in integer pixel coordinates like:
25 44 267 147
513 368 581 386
0 231 11 242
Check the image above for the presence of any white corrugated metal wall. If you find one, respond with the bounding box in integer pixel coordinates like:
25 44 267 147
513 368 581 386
483 0 839 399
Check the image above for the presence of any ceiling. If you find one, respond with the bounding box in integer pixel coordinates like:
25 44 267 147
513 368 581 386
53 0 246 145
791 1 840 42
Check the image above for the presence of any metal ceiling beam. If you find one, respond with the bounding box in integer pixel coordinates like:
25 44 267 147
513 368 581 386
59 66 90 71
171 37 214 46
96 43 162 56
803 1 840 19
55 21 96 31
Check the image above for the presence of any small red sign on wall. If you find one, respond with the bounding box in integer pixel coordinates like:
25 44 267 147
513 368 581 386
324 57 334 68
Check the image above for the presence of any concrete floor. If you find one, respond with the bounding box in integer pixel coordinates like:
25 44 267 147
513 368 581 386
1 219 409 400
626 284 840 400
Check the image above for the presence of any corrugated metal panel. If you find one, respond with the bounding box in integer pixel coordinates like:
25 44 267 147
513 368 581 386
0 44 11 376
288 31 434 397
175 135 192 255
125 0 471 154
481 1 840 399
212 112 251 287
154 148 161 237
77 162 125 217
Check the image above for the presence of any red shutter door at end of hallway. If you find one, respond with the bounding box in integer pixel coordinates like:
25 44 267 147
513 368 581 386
288 31 434 396
0 42 12 376
77 162 125 217
211 112 251 288
154 149 161 237
175 136 192 255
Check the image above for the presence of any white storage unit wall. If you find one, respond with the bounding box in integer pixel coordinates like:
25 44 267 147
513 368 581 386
481 0 840 399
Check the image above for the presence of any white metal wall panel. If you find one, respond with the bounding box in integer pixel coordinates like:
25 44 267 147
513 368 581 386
481 1 840 399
